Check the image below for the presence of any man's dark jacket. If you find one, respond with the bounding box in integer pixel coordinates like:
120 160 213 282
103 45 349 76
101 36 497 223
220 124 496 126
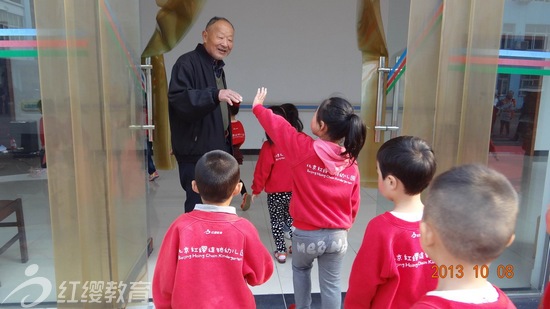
168 43 232 163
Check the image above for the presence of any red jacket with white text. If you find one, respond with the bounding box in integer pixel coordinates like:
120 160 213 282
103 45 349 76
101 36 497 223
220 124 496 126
253 105 360 230
251 140 293 194
345 212 437 308
152 205 273 309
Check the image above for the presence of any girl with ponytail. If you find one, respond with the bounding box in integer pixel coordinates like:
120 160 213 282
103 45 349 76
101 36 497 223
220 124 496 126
252 87 366 309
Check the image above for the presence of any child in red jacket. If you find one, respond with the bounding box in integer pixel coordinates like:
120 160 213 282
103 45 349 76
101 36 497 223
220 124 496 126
412 165 518 308
152 150 274 309
345 136 437 308
252 87 366 309
251 104 303 264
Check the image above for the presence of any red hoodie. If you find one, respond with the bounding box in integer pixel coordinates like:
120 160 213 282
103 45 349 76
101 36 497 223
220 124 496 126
251 140 293 194
253 105 360 230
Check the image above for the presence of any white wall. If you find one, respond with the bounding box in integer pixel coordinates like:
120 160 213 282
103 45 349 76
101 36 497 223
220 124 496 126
139 0 362 149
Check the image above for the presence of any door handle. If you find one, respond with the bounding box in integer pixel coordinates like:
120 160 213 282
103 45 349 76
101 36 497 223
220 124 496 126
375 57 390 142
374 125 399 131
374 56 401 142
136 57 154 141
129 125 155 130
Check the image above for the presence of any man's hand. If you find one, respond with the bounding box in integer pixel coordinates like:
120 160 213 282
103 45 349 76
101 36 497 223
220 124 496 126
219 89 242 106
253 87 267 107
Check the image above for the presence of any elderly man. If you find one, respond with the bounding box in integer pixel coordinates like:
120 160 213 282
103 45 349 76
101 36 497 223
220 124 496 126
168 16 242 213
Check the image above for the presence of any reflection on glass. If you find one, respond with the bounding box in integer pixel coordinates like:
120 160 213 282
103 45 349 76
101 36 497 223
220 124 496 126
0 0 57 306
486 2 550 293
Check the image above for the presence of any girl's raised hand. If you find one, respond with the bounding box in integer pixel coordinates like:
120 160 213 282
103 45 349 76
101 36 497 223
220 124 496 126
252 87 267 107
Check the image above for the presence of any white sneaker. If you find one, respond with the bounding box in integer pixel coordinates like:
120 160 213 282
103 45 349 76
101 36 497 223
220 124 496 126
274 251 287 264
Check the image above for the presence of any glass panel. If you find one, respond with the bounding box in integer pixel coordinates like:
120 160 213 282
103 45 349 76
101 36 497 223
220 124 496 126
0 1 57 306
357 0 389 188
401 0 443 147
376 56 405 216
98 0 149 291
2 1 149 307
486 1 550 293
389 0 550 297
371 1 410 212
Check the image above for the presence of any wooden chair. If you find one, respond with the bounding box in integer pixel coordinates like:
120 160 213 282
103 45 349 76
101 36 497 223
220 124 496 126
0 198 28 263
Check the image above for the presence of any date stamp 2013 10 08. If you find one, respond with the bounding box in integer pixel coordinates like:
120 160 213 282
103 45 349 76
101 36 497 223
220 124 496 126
431 264 515 279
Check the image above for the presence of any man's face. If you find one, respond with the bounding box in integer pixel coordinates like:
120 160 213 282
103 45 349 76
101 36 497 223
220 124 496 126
202 20 234 61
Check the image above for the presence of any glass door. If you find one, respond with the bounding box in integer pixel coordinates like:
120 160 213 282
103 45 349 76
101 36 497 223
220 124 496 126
1 1 149 307
487 3 550 292
0 1 56 306
373 0 550 298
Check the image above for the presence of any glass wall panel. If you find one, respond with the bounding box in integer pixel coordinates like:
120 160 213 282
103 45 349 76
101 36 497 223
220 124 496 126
1 1 148 307
0 0 57 306
398 0 550 298
487 0 550 295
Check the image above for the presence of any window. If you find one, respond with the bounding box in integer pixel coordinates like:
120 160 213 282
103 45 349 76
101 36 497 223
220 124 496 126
525 24 550 51
501 24 517 50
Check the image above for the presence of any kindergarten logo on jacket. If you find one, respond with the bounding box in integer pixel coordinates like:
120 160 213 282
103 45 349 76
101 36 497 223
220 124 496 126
178 246 243 261
305 164 356 184
395 251 434 269
274 152 285 161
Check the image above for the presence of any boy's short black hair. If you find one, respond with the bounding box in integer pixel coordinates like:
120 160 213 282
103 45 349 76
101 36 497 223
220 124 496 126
424 164 519 264
194 150 240 203
376 136 436 195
